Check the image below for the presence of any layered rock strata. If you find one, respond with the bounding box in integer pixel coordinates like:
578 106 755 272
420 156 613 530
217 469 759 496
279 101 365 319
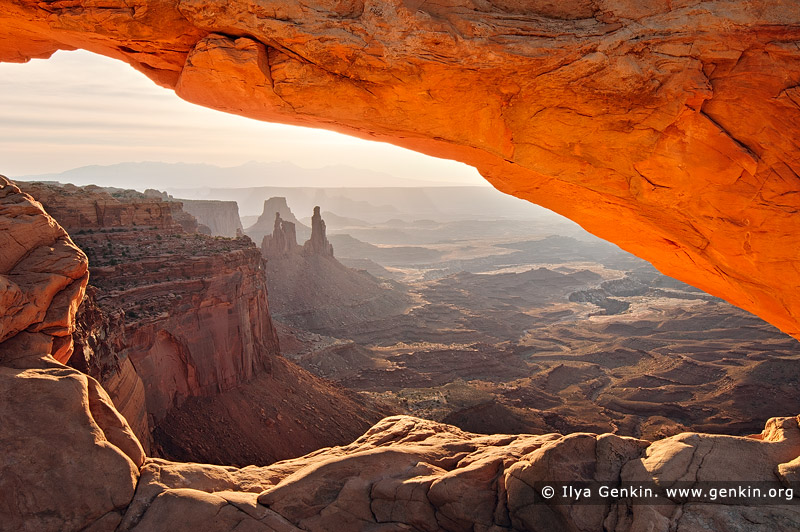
15 183 279 447
178 199 243 238
70 286 150 444
3 1 800 338
87 240 279 421
19 182 279 432
19 183 186 232
17 181 390 465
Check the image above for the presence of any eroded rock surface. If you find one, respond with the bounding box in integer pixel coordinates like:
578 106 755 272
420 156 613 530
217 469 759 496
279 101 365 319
262 212 299 258
18 182 281 434
261 207 411 333
2 1 800 338
178 198 243 238
0 362 145 532
247 197 310 245
118 415 800 532
303 206 334 257
0 177 88 363
0 178 143 532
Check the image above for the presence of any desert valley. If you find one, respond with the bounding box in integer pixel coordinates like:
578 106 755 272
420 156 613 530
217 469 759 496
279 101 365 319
3 1 800 531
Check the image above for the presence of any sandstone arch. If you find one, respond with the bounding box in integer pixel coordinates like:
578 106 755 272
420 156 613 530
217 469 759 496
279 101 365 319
3 0 800 338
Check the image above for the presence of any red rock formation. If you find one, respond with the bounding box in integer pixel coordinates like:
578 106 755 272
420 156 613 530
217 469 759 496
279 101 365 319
19 182 281 430
303 206 334 257
17 180 392 466
261 212 298 258
4 1 800 339
109 415 800 532
262 207 410 333
246 197 310 245
0 177 144 532
71 286 151 447
0 178 88 363
18 183 186 232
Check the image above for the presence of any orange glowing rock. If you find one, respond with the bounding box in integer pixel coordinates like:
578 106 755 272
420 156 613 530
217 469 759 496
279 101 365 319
0 177 89 362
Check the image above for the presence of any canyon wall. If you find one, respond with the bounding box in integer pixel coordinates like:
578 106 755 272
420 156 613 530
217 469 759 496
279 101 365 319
17 183 184 231
2 1 800 339
179 199 243 237
18 182 281 448
70 286 151 446
16 181 390 465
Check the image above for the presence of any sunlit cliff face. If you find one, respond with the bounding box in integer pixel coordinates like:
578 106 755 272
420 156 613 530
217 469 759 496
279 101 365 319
2 0 800 338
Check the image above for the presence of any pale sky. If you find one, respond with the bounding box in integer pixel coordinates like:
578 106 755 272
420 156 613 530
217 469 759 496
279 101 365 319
0 50 485 186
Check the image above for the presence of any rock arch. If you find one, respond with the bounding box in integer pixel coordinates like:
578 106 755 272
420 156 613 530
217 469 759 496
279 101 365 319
3 0 800 337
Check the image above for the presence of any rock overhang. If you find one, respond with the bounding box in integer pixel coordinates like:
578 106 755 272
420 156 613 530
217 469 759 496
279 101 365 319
2 0 800 338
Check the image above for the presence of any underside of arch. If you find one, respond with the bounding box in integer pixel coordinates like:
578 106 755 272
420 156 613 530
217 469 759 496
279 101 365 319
2 0 800 338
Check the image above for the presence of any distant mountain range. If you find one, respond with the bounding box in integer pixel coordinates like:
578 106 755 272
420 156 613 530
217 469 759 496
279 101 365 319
14 161 478 189
14 160 575 223
168 185 570 221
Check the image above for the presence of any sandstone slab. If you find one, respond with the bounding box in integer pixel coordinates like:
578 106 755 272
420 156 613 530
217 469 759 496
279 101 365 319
118 415 800 532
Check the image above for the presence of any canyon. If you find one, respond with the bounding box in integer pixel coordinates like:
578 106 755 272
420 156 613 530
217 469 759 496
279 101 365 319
264 199 800 441
14 181 388 463
3 1 800 531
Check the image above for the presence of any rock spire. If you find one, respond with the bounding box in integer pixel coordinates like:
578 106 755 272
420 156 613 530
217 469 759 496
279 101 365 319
303 206 334 257
261 211 298 258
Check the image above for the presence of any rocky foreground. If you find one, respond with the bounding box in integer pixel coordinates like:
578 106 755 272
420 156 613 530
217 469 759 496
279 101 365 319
2 178 800 531
5 360 800 532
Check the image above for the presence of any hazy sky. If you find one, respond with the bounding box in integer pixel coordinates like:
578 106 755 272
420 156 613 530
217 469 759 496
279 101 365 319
0 50 485 186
